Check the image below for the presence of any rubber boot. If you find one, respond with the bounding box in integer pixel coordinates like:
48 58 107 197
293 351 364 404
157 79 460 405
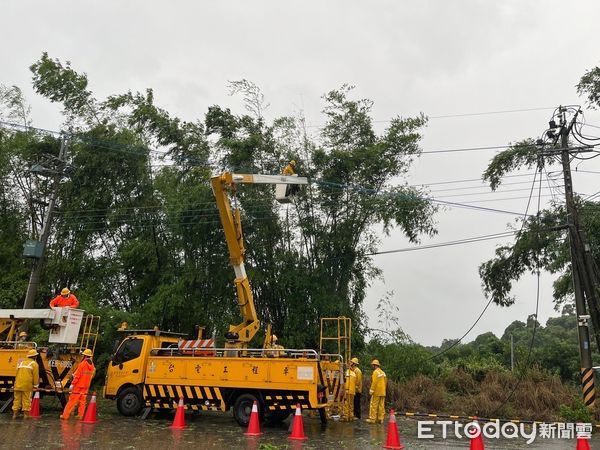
12 411 19 419
23 411 30 419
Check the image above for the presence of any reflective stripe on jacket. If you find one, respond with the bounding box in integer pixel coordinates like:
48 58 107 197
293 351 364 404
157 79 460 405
14 359 39 391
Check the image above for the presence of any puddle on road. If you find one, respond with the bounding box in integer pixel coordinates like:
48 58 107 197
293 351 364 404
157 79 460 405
0 409 595 449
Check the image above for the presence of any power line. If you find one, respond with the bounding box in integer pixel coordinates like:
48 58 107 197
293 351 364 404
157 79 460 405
428 169 543 360
427 107 557 120
434 185 562 199
428 179 551 193
306 106 557 127
5 120 596 168
411 172 543 187
366 231 520 256
490 166 544 415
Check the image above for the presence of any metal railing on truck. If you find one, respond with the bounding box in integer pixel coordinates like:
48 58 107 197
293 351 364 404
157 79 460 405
149 347 320 359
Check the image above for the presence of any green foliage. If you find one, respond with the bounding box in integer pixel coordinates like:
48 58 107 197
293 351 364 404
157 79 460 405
30 52 100 124
0 85 31 125
1 55 437 371
559 396 594 423
482 139 540 190
362 338 437 381
577 66 600 109
478 205 568 307
478 61 600 352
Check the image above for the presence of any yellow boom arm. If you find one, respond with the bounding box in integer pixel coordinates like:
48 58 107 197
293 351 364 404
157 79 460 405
211 172 308 348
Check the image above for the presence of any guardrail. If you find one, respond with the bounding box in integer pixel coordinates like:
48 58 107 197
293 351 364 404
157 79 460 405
149 347 321 359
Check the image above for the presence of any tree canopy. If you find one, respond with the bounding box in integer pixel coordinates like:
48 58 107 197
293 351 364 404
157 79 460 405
478 64 600 349
0 54 436 355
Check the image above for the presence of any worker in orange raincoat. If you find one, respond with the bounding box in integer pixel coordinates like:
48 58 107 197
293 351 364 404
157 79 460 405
49 288 79 308
12 349 40 419
60 349 95 420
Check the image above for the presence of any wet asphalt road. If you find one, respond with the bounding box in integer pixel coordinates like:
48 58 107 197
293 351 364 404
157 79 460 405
0 406 596 449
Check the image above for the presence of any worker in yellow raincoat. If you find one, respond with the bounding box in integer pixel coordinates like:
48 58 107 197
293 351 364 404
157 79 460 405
12 349 40 419
282 160 300 197
282 160 296 176
350 357 363 419
342 363 357 421
366 359 386 424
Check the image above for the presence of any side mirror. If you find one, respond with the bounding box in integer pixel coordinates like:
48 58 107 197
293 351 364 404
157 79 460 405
119 363 123 370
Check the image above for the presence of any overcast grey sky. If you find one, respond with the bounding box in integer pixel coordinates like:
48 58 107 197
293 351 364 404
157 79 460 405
3 1 600 345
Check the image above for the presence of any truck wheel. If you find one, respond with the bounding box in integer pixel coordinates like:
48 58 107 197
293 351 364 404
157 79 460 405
233 393 262 427
117 386 143 416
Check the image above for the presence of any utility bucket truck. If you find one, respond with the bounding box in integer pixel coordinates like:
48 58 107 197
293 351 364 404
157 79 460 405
0 307 99 411
104 172 346 426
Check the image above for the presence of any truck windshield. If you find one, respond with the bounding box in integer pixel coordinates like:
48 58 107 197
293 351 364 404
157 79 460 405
113 338 143 365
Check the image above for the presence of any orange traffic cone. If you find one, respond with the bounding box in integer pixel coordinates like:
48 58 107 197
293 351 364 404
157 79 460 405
383 409 404 449
29 391 41 419
244 401 262 436
468 422 485 450
576 435 591 450
82 392 98 424
170 398 186 429
289 404 307 440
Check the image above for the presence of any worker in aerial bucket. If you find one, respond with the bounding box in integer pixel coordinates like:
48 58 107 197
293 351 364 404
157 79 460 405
282 160 299 196
49 288 79 309
282 159 296 176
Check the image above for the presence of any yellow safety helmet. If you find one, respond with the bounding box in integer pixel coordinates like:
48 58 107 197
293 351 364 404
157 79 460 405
289 160 296 166
82 349 93 357
27 349 38 358
371 359 380 366
18 331 28 338
61 288 70 295
351 357 359 365
271 334 278 342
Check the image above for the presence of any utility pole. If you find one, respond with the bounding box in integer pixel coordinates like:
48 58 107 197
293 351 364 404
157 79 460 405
555 107 597 410
23 137 69 309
